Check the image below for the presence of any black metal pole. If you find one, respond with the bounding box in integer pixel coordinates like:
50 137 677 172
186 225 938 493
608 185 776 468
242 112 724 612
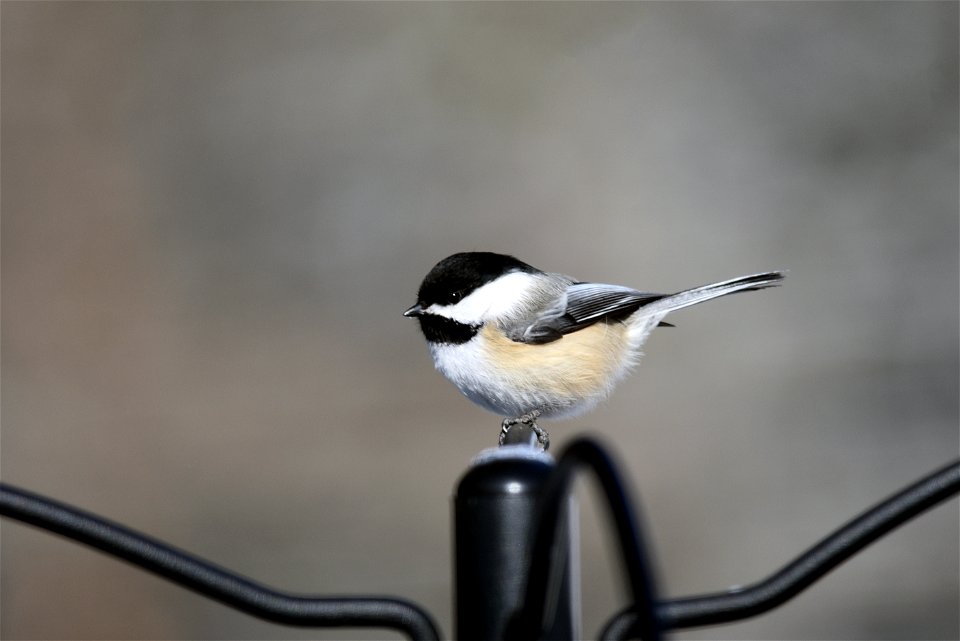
454 442 579 641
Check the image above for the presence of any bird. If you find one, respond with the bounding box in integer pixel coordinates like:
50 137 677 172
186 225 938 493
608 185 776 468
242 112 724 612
404 252 783 449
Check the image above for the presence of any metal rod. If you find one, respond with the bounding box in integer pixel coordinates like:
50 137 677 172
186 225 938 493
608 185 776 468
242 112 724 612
0 483 441 641
508 437 661 641
600 459 960 640
3 448 956 641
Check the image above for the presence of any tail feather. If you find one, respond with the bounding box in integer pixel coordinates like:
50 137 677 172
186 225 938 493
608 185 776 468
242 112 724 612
638 271 785 320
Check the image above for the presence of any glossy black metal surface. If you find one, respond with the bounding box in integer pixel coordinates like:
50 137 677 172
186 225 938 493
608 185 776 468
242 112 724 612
2 440 957 641
454 447 576 641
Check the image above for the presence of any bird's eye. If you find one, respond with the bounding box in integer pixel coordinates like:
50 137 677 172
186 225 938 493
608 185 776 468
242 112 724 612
449 290 464 302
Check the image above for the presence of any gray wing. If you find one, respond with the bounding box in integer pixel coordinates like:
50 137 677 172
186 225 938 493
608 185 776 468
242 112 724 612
520 282 667 344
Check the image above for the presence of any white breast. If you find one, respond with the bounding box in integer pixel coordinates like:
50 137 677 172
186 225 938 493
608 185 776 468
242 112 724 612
428 339 517 416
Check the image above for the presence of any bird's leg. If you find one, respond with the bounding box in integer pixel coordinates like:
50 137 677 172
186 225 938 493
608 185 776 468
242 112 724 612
526 421 549 451
499 409 548 450
498 419 516 446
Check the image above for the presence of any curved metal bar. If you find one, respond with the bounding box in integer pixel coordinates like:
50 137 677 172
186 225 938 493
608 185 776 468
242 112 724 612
600 459 960 640
507 437 662 641
6 453 956 641
0 483 441 641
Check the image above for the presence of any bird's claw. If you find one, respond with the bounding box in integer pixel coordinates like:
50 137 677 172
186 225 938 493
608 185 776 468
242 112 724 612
499 410 549 450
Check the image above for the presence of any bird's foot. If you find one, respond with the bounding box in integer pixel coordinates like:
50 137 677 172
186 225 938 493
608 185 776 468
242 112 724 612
499 410 549 450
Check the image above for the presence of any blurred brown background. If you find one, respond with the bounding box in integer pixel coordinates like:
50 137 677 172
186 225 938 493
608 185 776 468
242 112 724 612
2 2 957 640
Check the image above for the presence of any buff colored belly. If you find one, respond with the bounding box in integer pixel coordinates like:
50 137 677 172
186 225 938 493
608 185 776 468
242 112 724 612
475 322 633 417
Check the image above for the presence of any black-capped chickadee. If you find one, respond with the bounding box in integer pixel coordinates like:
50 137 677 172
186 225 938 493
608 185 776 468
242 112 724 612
405 252 783 449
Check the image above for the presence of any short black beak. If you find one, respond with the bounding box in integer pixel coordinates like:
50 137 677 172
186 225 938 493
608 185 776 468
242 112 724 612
403 303 424 318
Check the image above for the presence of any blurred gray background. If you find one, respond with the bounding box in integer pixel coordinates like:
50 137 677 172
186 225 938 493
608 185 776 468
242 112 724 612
2 2 957 640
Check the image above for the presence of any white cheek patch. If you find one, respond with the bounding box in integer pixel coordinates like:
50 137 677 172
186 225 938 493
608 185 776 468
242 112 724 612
428 271 538 324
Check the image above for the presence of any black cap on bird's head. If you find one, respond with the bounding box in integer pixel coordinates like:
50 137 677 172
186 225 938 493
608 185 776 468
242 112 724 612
403 252 535 317
403 252 537 344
